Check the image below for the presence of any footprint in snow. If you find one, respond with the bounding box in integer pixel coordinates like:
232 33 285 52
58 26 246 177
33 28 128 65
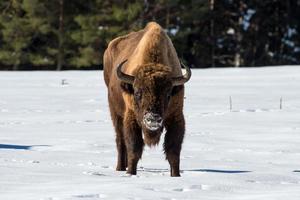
127 197 144 200
77 162 97 167
144 184 211 193
160 198 177 200
231 108 276 113
119 174 142 178
190 131 212 137
82 171 107 176
101 165 112 169
72 193 107 199
172 185 211 192
182 155 193 159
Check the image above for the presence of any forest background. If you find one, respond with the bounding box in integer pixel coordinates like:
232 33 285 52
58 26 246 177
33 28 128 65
0 0 299 70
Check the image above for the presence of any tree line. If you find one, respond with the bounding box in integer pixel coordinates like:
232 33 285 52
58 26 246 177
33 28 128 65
0 0 299 70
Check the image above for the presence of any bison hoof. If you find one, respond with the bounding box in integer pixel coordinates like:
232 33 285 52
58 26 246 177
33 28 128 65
126 170 137 175
116 166 126 171
171 173 181 177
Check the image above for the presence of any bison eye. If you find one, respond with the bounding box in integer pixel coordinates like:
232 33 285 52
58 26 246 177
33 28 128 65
171 85 184 96
167 94 171 101
134 91 142 102
120 82 134 94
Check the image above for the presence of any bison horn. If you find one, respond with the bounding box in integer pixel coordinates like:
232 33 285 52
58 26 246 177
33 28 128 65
116 59 135 84
172 61 192 86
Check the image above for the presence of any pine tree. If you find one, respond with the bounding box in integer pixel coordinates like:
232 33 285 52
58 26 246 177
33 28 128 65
1 0 299 70
0 0 59 70
0 0 33 70
68 0 143 69
244 0 299 66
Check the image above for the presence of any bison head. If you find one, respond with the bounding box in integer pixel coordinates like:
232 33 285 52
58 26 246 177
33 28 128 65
117 60 191 145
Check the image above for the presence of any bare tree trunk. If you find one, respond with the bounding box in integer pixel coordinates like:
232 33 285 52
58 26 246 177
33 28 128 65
165 4 170 29
210 0 215 67
234 18 242 67
234 1 243 67
13 59 19 71
13 51 20 70
252 24 258 66
57 0 64 71
275 0 281 64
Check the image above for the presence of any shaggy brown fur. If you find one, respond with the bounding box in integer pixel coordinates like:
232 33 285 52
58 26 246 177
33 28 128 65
103 22 187 177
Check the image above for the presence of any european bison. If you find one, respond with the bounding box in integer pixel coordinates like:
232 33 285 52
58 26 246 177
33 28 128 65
103 22 191 177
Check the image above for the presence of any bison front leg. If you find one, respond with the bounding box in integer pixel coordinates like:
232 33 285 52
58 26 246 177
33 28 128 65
164 113 185 177
108 98 127 171
124 110 144 175
114 115 127 171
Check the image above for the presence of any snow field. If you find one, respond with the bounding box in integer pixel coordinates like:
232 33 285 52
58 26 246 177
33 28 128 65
0 66 300 199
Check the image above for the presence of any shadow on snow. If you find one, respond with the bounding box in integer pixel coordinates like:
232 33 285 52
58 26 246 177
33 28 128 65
139 168 252 174
0 144 50 150
184 169 252 173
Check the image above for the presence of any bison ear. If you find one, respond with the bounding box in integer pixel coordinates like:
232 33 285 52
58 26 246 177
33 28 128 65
120 82 134 94
171 85 184 96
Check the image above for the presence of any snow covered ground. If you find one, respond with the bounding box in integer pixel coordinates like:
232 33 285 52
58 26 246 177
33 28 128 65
0 66 300 200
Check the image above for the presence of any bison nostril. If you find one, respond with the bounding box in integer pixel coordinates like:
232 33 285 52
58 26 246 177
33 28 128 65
155 117 162 123
144 112 163 125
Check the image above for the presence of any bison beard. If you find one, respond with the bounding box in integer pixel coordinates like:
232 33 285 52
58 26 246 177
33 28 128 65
142 127 163 147
103 22 191 177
